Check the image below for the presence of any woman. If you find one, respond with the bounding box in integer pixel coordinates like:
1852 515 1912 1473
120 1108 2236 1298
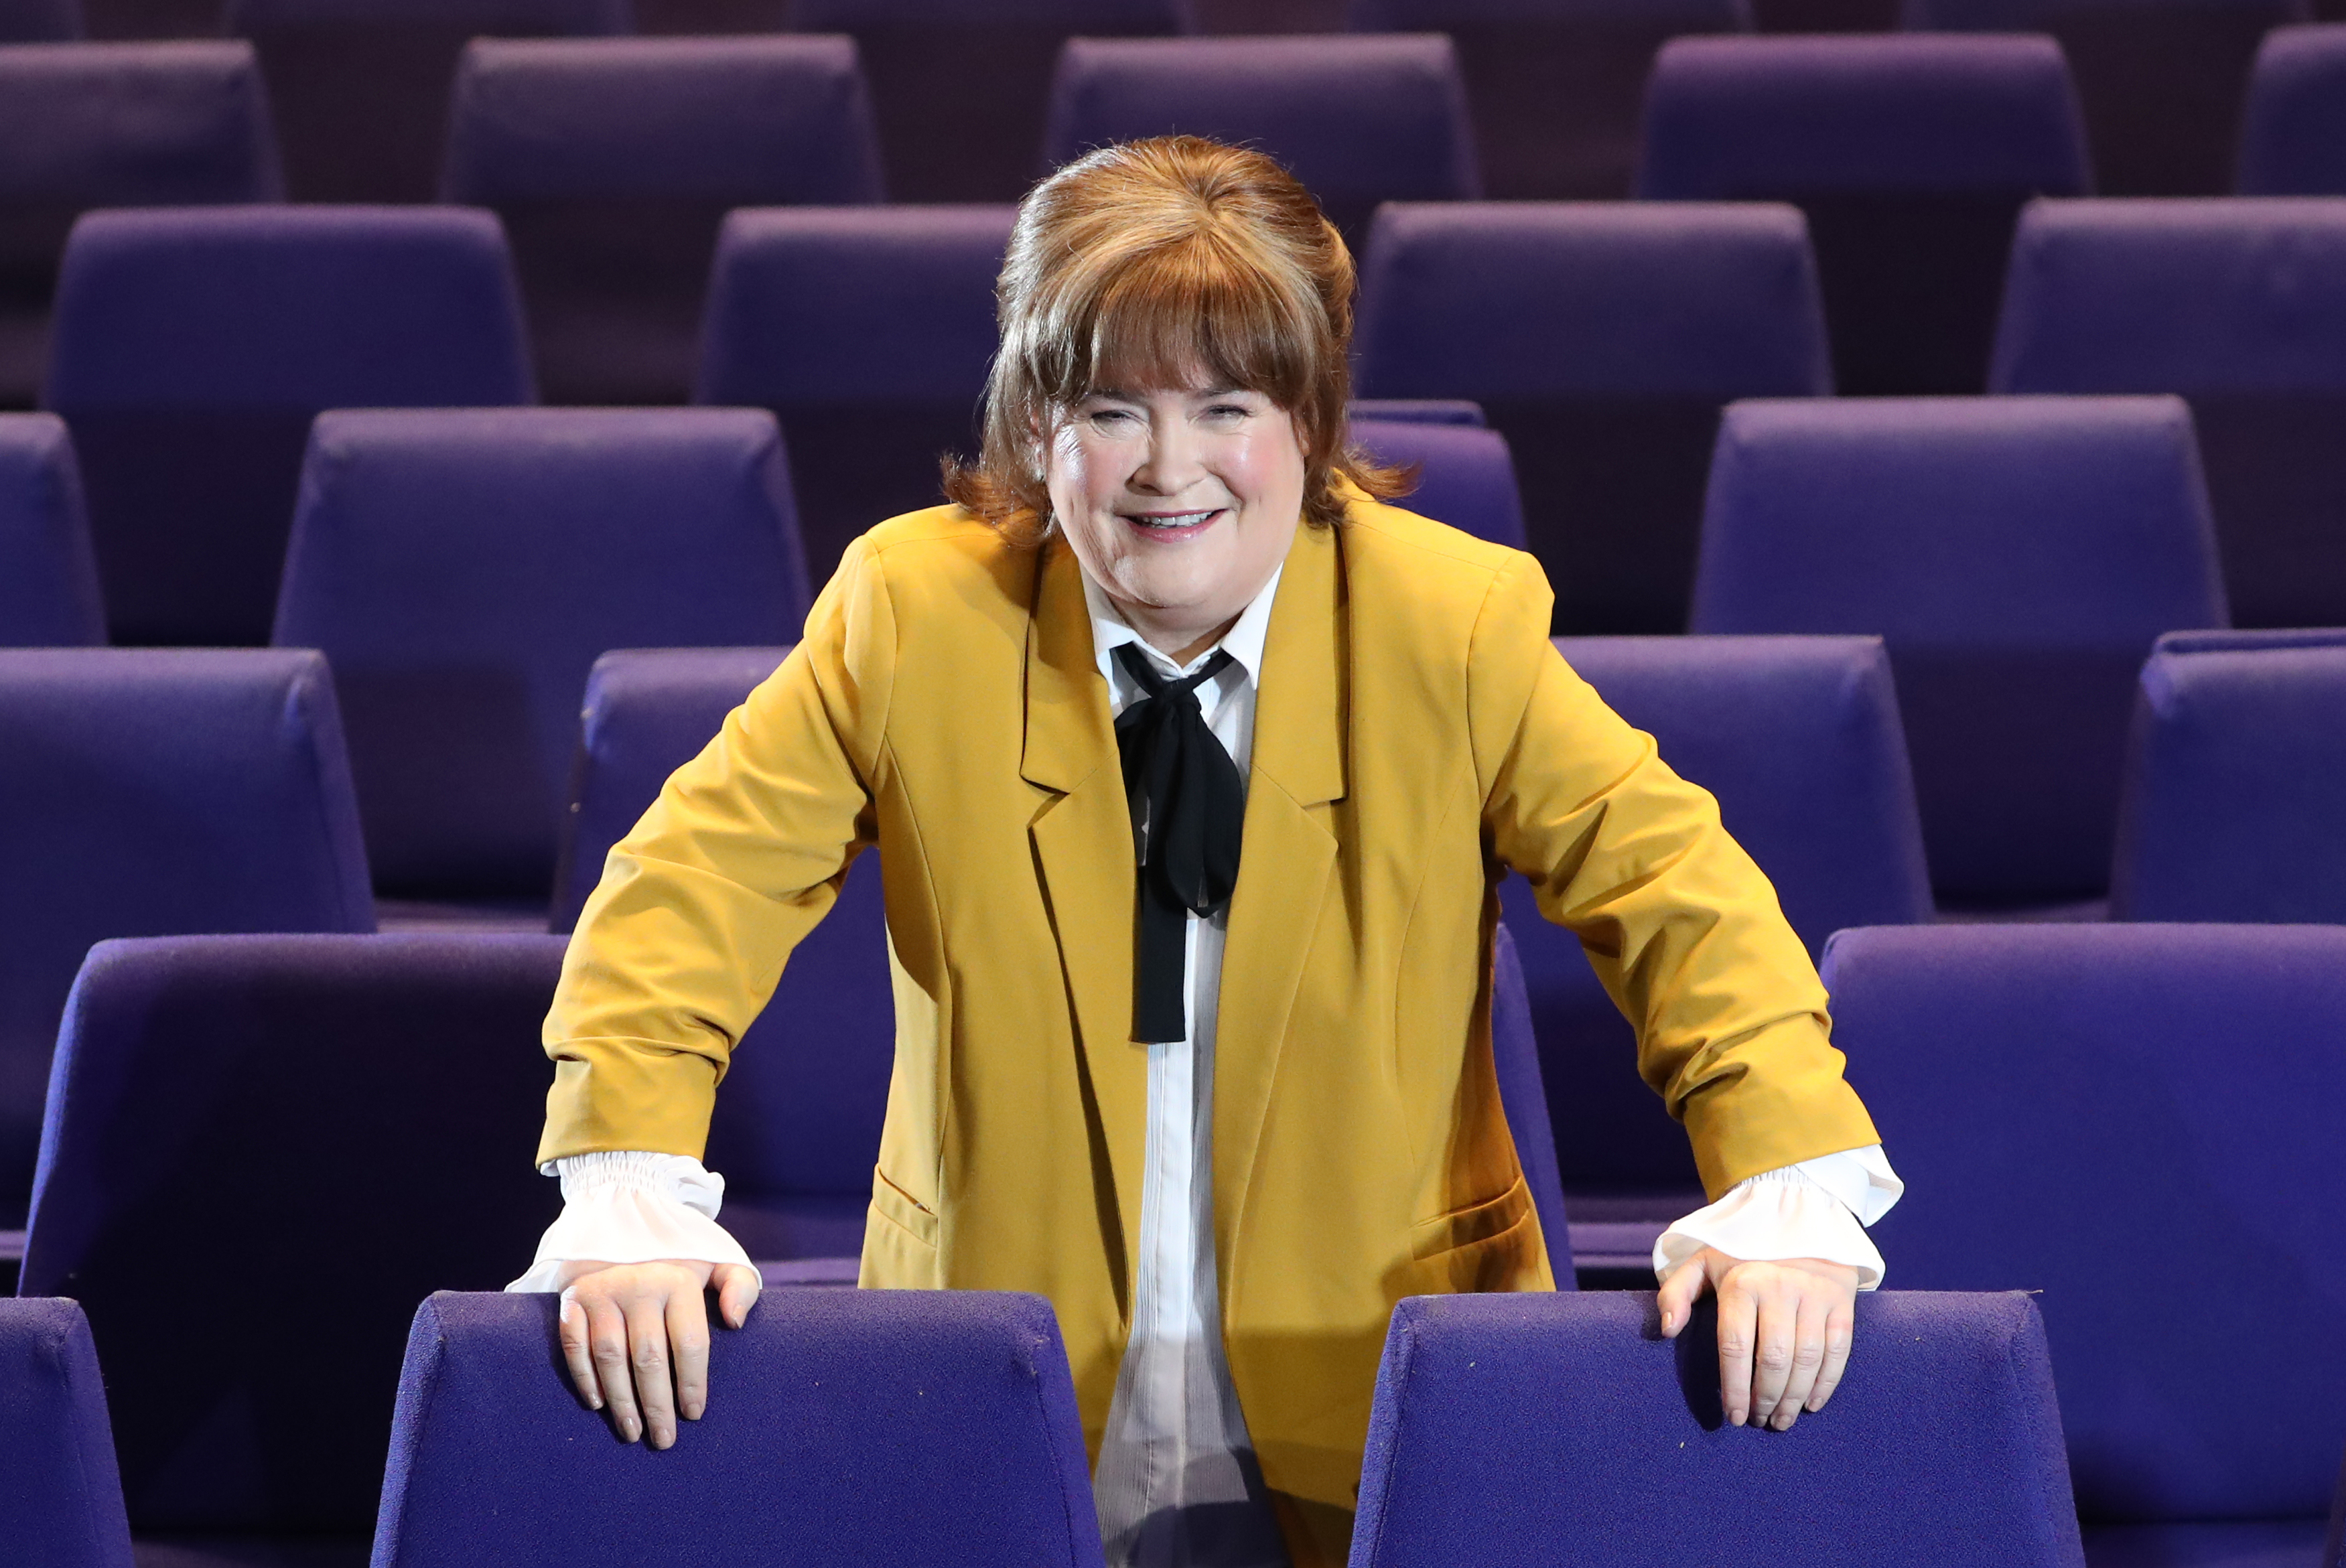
511 137 1902 1568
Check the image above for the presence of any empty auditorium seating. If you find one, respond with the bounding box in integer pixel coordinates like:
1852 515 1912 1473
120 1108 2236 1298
371 1289 1107 1568
0 41 279 409
1693 396 2227 911
1502 635 1930 1226
2111 629 2346 922
1639 35 2090 395
1349 397 1485 425
1349 415 1526 548
271 409 809 914
2238 25 2346 192
1905 0 2308 198
441 35 884 405
45 207 534 647
227 0 630 203
1828 923 2346 1563
1486 922 1573 1279
0 1299 135 1568
0 0 78 38
1355 202 1830 633
0 649 374 1226
1994 199 2346 630
697 205 1012 579
19 932 567 1565
1041 35 1479 247
1351 1291 2082 1567
792 0 1188 204
0 413 102 645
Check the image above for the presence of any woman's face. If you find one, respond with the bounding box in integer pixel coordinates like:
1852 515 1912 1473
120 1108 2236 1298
1044 376 1306 660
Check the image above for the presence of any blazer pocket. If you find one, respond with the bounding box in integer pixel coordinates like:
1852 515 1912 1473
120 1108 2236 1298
1408 1173 1531 1261
1393 1178 1543 1299
869 1166 939 1251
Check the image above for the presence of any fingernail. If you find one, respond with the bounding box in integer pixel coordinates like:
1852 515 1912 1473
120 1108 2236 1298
1660 1311 1674 1334
1729 1409 1746 1427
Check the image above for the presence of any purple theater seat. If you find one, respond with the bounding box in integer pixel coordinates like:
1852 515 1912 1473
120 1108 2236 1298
1352 1290 2084 1568
271 409 808 908
2239 25 2346 193
1348 397 1485 425
43 206 533 648
1639 35 2089 395
371 1290 1105 1568
1349 415 1527 549
1825 924 2346 1565
0 413 102 644
791 0 1189 204
1500 634 1929 1234
554 647 886 1261
1692 395 2226 910
0 0 79 37
441 35 882 405
1905 0 2307 197
19 933 569 1566
226 0 630 204
0 1299 135 1568
1488 924 1572 1281
0 40 278 408
2111 629 2346 922
1041 35 1478 249
1990 197 2346 630
696 204 1012 581
1356 202 1828 634
0 649 374 1224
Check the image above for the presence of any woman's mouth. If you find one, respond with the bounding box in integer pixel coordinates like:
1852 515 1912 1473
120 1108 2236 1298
1119 508 1223 539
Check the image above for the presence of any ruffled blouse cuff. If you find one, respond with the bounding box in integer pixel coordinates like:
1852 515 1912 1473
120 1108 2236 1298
1653 1145 1905 1291
505 1151 753 1294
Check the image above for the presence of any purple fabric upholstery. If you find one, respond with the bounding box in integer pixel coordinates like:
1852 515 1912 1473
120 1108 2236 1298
271 409 807 903
1501 634 1928 1206
0 1299 135 1568
1351 1290 2083 1567
1355 201 1829 633
1349 0 1749 202
2111 630 2346 922
441 36 882 405
44 207 532 647
1347 397 1485 426
2081 1521 2330 1567
2239 26 2346 194
1904 0 2307 197
0 0 80 38
1990 198 2346 629
1042 35 1478 249
1693 395 2226 908
1489 924 1571 1282
696 205 1012 581
1639 35 2089 395
226 0 629 203
791 0 1188 203
1349 417 1526 549
1823 924 2346 1534
0 413 102 644
19 934 569 1551
0 649 373 1222
553 647 886 1260
372 1289 1105 1568
0 41 279 407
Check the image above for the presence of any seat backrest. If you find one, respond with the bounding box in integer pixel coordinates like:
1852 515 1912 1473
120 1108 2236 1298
1502 634 1929 1196
1041 35 1478 248
0 413 102 645
1351 1289 2083 1567
0 648 374 1217
1991 197 2346 628
1692 395 2226 908
2111 628 2346 922
373 1289 1105 1568
272 409 808 903
1348 397 1484 426
1355 201 1828 633
697 204 1012 580
2239 25 2346 194
45 206 533 647
1639 35 2088 395
0 1299 134 1568
0 0 79 38
21 932 569 1535
441 36 883 403
1349 417 1526 549
1489 923 1569 1283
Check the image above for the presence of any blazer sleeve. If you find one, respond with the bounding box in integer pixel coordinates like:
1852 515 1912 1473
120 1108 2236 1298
1468 551 1880 1198
535 535 900 1165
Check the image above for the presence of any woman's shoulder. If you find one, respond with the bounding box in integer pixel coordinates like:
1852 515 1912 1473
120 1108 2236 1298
1339 494 1547 624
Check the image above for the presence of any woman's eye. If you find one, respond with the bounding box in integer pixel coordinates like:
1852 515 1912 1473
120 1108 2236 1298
1204 403 1251 421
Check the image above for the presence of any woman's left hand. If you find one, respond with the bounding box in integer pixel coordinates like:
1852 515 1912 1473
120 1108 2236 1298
1656 1249 1860 1431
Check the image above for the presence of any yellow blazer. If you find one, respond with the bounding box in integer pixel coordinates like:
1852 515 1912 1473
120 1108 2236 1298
541 495 1880 1565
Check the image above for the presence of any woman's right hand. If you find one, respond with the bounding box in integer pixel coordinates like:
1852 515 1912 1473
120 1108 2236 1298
555 1259 763 1448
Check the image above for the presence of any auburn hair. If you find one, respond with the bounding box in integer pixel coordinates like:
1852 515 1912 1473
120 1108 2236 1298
943 135 1409 544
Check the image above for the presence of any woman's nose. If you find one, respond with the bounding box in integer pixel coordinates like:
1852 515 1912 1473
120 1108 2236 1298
1130 422 1204 493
